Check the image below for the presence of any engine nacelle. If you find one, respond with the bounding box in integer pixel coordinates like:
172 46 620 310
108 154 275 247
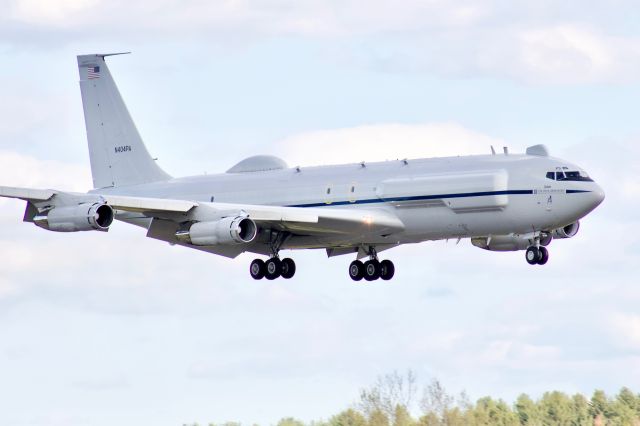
471 235 530 252
34 202 114 232
552 221 580 239
175 216 258 246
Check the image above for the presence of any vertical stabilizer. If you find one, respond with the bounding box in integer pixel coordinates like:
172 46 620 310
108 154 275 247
77 53 170 188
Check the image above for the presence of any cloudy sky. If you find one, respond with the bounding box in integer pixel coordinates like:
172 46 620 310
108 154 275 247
1 1 640 425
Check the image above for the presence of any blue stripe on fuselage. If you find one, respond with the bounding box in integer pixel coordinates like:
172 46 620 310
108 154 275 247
287 189 533 208
287 189 591 208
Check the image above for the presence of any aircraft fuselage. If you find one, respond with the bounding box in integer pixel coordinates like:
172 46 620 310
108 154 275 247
96 152 604 251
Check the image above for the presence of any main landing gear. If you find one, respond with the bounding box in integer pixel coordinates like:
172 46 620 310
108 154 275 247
349 247 395 281
250 257 296 280
250 231 296 280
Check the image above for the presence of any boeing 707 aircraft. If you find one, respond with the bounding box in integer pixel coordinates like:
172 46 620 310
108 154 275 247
0 53 605 281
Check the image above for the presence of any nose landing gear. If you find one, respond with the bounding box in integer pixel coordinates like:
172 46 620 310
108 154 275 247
525 242 550 266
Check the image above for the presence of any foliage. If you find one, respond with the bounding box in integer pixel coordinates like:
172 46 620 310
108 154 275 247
184 373 640 426
359 370 417 423
329 409 368 426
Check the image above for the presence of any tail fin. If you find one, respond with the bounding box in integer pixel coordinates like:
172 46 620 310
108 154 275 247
77 53 170 189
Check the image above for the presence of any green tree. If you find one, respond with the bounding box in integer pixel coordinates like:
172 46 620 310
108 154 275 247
539 391 574 425
277 418 306 426
368 409 390 426
571 393 592 426
330 409 367 426
441 406 468 426
416 413 440 426
607 388 640 426
515 393 541 425
617 387 640 414
393 405 414 426
471 397 519 426
590 390 610 418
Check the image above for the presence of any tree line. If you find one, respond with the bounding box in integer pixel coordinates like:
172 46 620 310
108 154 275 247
184 370 640 426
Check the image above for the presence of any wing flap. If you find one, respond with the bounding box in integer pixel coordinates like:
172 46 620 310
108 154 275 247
103 194 198 213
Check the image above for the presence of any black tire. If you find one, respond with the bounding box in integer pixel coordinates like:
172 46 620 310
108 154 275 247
349 260 364 281
281 258 296 279
380 260 395 280
250 259 265 280
525 247 540 265
537 246 549 265
363 259 381 281
265 258 282 280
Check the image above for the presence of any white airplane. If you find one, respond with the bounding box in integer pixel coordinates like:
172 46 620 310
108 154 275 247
0 53 605 281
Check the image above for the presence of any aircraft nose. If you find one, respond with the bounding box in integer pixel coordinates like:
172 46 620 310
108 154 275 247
591 183 605 208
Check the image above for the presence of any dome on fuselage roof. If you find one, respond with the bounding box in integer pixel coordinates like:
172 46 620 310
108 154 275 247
226 155 288 173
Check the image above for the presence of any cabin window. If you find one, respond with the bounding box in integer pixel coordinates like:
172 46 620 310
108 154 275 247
326 187 331 194
350 186 355 193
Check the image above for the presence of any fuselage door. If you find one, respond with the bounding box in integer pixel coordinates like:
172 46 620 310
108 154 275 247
349 183 357 203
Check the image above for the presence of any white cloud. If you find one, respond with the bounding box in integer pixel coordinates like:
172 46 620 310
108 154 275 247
515 25 640 84
609 313 640 351
3 1 640 84
0 150 90 190
9 0 99 25
358 23 640 84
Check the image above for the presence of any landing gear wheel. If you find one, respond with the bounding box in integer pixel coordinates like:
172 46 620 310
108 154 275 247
380 260 395 280
349 260 364 281
537 246 549 265
265 258 282 280
525 247 541 265
363 259 381 281
281 258 296 279
250 259 266 280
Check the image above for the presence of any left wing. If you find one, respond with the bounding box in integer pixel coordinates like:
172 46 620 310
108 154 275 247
108 194 405 237
1 186 405 257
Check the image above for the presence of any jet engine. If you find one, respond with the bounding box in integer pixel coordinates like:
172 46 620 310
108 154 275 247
33 202 114 232
552 221 580 239
175 216 258 246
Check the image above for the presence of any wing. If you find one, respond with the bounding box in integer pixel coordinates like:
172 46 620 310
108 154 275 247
106 194 405 257
1 186 405 258
0 186 56 202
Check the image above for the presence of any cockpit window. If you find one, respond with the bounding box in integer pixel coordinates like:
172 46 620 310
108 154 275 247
545 170 593 182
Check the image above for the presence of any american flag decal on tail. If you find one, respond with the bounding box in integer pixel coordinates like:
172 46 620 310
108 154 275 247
87 66 100 79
